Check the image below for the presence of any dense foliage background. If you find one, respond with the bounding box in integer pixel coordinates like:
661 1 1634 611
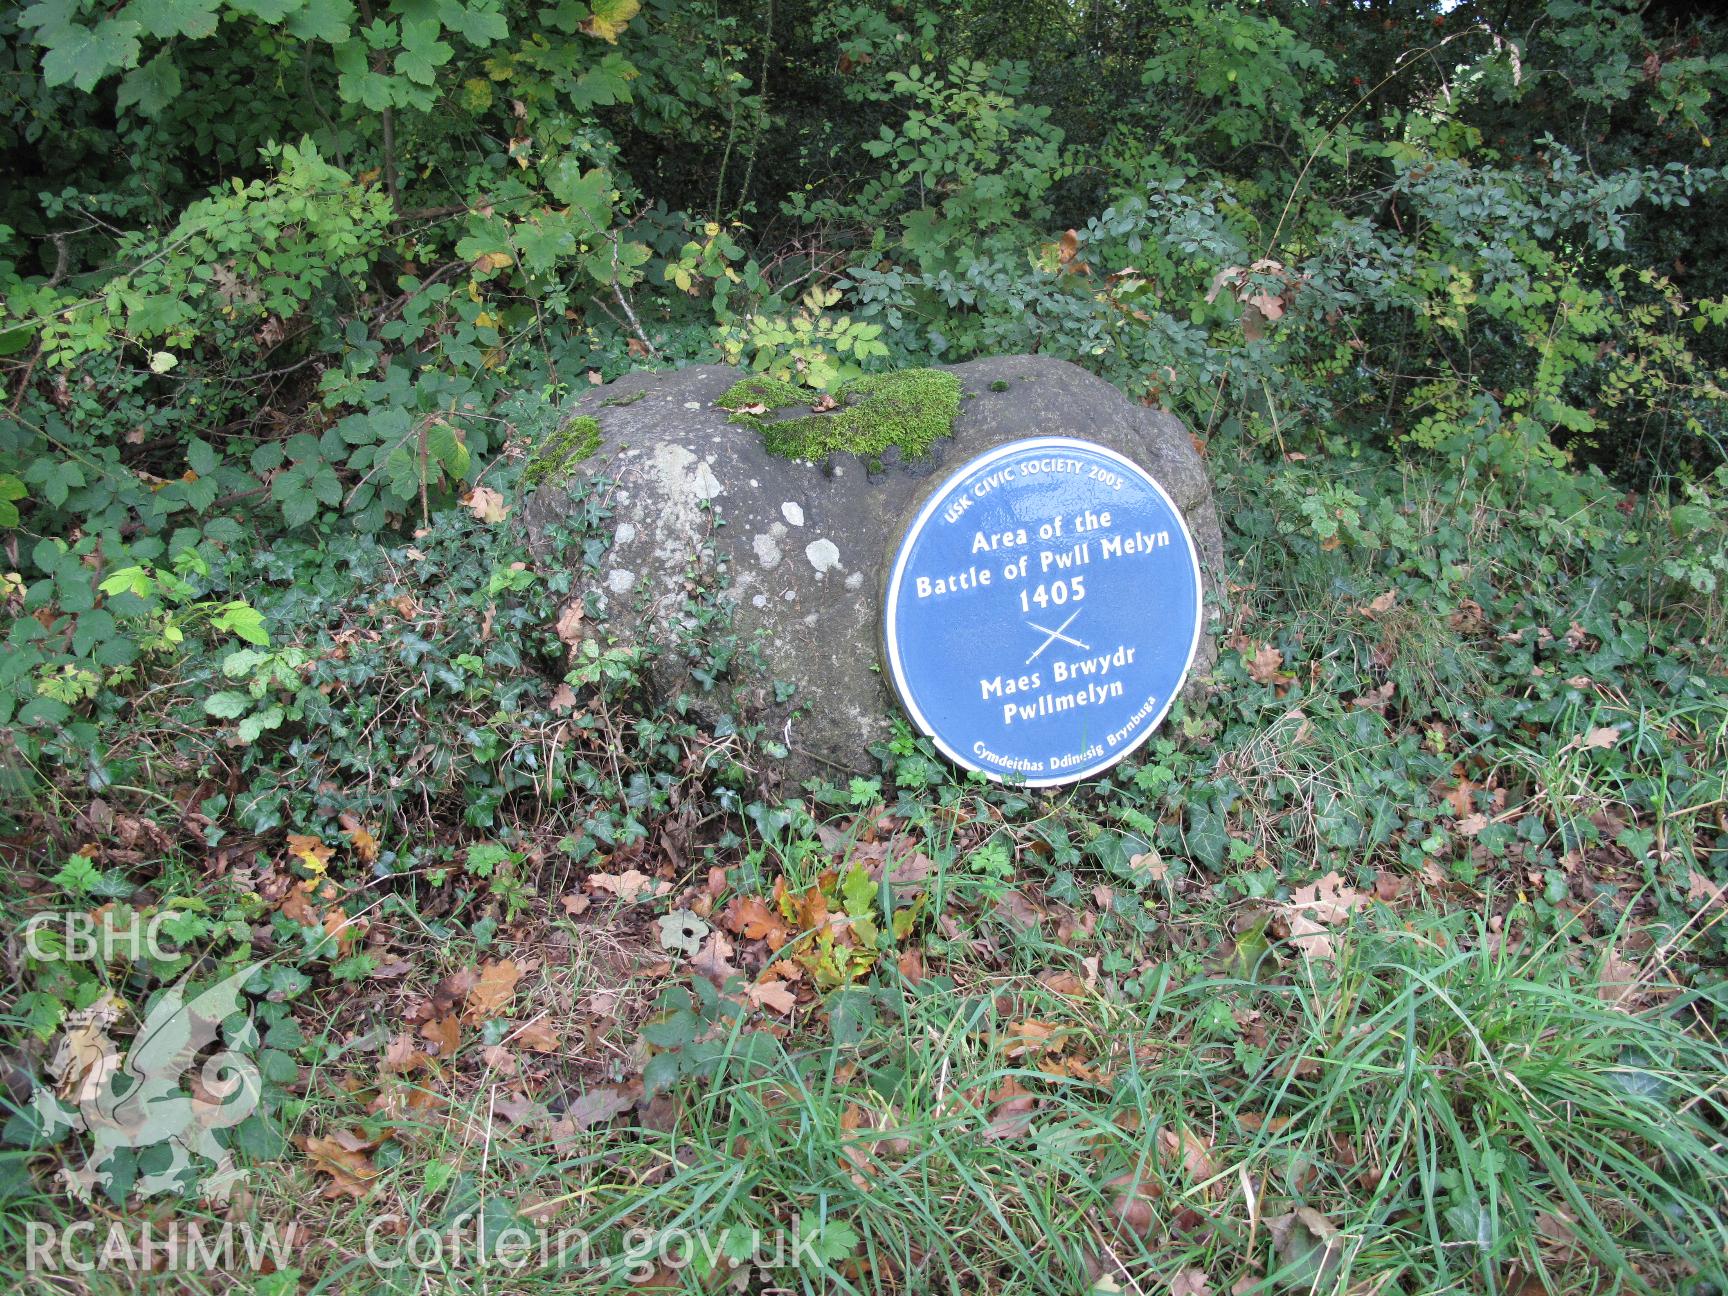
6 4 1728 1293
5 0 1728 773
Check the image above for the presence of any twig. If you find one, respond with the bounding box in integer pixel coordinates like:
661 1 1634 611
609 236 655 356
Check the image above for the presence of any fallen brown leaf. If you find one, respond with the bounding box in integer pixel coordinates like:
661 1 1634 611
723 895 792 949
554 601 584 645
419 1015 459 1059
1246 643 1287 685
748 979 797 1015
463 485 509 524
463 959 522 1023
1159 1125 1218 1190
301 1134 378 1199
514 1020 560 1052
338 813 380 864
587 869 670 904
556 1085 634 1134
381 1032 429 1074
1359 590 1398 618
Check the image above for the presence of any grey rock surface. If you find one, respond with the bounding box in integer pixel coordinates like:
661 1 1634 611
517 355 1224 786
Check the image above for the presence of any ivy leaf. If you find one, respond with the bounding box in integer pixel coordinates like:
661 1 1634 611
578 0 638 43
116 51 183 116
122 0 220 40
395 19 453 85
39 18 142 91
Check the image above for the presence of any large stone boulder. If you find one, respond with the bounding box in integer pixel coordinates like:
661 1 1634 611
517 355 1223 785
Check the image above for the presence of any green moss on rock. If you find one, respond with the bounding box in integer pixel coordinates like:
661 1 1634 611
716 374 808 413
723 368 961 463
523 414 601 487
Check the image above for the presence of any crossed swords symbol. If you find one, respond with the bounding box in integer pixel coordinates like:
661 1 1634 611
1024 608 1089 666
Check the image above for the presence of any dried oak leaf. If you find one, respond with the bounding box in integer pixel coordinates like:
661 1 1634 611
1689 870 1726 908
1159 1125 1218 1191
381 1032 430 1074
1279 871 1367 961
1246 643 1287 685
690 930 739 984
463 959 522 1023
982 1079 1038 1141
463 486 509 525
300 1134 378 1199
419 1015 460 1059
514 1020 560 1053
553 601 585 645
586 869 670 904
286 833 333 876
558 1084 635 1133
748 978 797 1015
723 895 792 949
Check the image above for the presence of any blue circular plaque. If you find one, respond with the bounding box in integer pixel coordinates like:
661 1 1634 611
883 436 1203 786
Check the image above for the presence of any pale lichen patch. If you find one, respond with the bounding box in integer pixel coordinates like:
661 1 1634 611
806 538 841 573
